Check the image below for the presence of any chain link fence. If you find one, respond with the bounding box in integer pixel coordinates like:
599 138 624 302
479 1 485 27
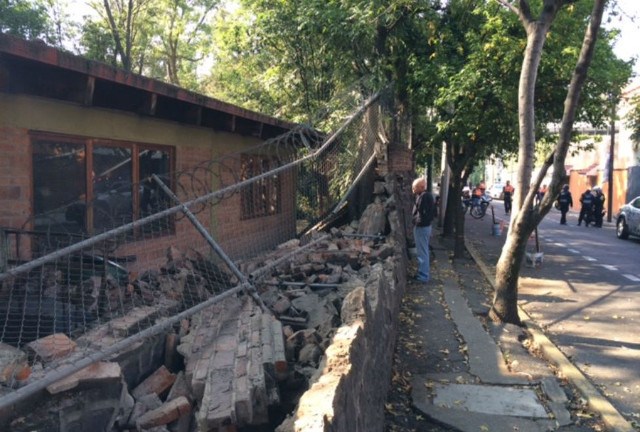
0 88 393 409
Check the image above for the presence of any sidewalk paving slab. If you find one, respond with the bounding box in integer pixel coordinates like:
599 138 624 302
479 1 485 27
410 248 572 431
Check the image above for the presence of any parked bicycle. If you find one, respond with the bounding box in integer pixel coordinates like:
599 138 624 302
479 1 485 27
461 196 472 215
463 192 492 219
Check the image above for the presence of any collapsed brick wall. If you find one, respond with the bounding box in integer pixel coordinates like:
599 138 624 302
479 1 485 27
276 172 412 432
0 171 413 432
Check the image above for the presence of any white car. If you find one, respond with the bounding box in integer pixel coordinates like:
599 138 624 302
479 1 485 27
616 196 640 240
488 183 505 200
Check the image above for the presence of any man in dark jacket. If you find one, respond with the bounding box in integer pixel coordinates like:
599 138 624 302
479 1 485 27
593 187 605 227
577 189 595 227
412 177 435 283
557 184 573 225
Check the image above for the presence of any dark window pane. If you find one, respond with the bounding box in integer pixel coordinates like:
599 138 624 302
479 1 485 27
92 145 132 232
139 148 172 235
33 140 87 234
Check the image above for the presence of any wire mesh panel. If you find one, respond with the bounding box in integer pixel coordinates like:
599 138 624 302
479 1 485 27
0 90 391 409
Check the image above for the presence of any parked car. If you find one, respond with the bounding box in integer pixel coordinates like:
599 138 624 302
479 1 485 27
488 183 505 200
616 196 640 240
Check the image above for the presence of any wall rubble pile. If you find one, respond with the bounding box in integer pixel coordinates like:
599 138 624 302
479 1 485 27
0 172 413 432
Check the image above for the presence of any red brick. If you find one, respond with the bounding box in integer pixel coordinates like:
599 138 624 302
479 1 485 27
0 186 21 200
26 333 76 363
132 365 176 399
46 362 121 394
136 396 192 429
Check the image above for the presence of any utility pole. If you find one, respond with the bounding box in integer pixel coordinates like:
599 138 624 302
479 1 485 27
607 96 615 223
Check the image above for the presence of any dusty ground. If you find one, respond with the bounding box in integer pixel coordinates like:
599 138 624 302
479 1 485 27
383 237 605 432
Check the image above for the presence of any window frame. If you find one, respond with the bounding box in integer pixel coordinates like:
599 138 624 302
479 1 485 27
30 131 176 237
240 153 281 220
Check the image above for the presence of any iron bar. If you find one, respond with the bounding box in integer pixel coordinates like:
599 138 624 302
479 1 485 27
330 153 377 216
151 174 268 313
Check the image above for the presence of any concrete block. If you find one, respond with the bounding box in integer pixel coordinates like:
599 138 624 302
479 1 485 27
432 383 548 417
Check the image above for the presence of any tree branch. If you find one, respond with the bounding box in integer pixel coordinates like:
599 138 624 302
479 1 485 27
103 0 128 70
494 0 533 27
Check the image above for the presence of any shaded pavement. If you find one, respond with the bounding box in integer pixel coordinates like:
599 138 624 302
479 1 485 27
384 210 636 431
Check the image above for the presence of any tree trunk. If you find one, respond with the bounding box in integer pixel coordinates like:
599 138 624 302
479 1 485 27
490 211 533 324
491 0 607 325
442 180 456 237
451 174 467 259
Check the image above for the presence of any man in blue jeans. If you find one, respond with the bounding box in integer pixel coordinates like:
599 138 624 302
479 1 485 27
412 177 435 283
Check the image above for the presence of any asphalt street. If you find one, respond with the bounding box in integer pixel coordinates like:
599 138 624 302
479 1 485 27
465 201 640 426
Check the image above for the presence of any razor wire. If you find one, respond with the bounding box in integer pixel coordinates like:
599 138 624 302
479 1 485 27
0 88 392 409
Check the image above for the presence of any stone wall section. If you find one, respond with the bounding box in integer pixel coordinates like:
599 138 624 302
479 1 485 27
277 172 411 432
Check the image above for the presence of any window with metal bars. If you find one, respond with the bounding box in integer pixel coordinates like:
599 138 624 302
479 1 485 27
240 154 281 219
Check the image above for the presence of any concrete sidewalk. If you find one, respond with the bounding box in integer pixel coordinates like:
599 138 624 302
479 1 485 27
407 224 635 431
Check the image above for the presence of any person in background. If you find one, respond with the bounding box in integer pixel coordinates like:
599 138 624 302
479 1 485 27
502 180 515 214
593 187 605 228
478 180 486 196
537 183 548 205
577 188 594 226
557 184 573 225
472 183 483 207
412 177 435 283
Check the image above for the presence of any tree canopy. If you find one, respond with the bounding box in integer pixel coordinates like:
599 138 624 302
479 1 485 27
1 0 52 41
75 0 220 88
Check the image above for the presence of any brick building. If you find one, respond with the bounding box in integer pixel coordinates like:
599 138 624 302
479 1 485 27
565 81 640 215
0 33 299 273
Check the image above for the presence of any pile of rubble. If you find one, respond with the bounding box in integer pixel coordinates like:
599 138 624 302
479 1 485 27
0 179 401 431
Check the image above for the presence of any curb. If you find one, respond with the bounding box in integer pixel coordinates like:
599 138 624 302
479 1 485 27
465 241 635 432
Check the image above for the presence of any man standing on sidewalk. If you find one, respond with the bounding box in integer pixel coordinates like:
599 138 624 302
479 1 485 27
503 180 515 214
412 177 435 283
